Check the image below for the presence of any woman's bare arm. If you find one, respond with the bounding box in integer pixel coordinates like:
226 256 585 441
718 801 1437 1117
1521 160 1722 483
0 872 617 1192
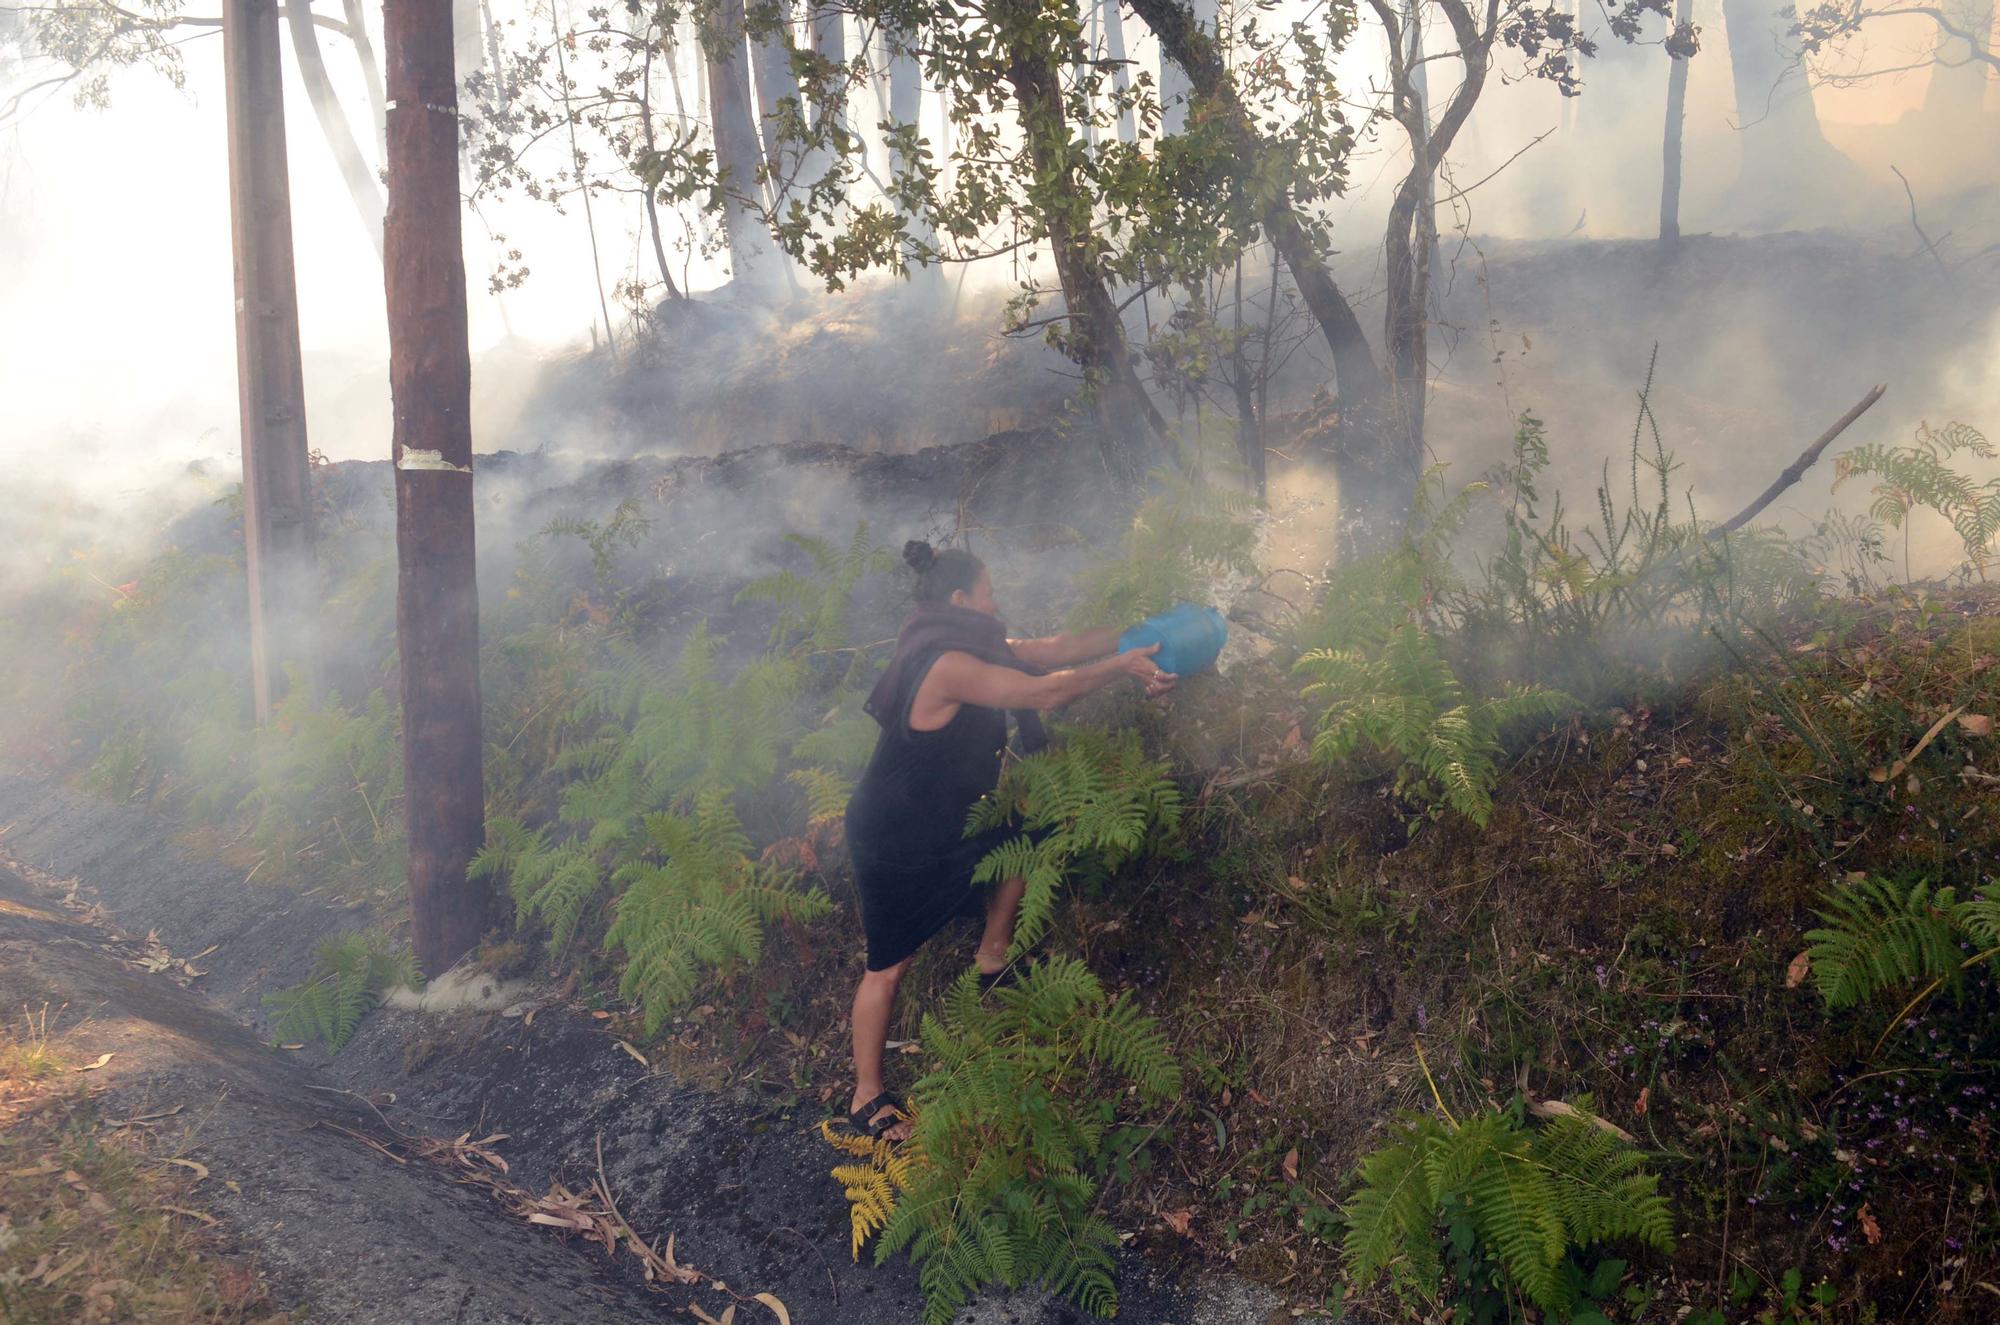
909 647 1173 730
1007 626 1123 669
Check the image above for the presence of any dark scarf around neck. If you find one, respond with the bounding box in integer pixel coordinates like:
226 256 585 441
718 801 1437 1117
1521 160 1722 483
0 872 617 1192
863 602 1049 753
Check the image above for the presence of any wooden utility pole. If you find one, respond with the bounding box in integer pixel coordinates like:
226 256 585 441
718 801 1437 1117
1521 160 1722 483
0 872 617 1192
384 0 491 973
223 0 318 723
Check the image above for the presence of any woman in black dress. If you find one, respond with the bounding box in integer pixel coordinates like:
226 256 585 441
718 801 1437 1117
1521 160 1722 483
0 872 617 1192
843 541 1175 1139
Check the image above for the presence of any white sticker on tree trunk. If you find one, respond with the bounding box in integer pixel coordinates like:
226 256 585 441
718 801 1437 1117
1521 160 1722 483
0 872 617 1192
397 449 472 474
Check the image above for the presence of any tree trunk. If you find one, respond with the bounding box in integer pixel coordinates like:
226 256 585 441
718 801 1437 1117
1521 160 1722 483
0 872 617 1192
1157 0 1215 133
998 0 1160 486
1719 0 1841 188
752 0 801 174
340 0 387 156
1127 0 1380 407
383 0 491 975
809 2 845 131
286 0 385 254
704 0 774 287
642 40 684 299
224 0 319 722
1100 0 1136 143
1921 0 1996 120
1659 0 1694 252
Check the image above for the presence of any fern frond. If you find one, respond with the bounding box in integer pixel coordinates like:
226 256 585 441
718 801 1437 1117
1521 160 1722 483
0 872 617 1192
1806 876 1962 1008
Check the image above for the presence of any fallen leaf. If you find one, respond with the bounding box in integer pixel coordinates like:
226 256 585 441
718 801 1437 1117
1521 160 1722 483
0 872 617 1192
277 1043 306 1051
1872 706 1965 782
590 1010 613 1021
1959 714 1995 738
162 1205 218 1226
74 1052 114 1072
1634 1086 1651 1118
616 1040 650 1068
522 1008 537 1028
162 1158 210 1181
40 1250 91 1285
689 1306 735 1325
1162 1208 1194 1236
752 1292 792 1325
1786 950 1813 989
1860 1202 1882 1245
1281 1148 1300 1182
9 1159 59 1177
1526 1097 1637 1143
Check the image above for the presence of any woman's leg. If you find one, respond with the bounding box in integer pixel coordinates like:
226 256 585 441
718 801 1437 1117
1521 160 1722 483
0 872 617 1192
974 876 1026 975
850 956 913 1139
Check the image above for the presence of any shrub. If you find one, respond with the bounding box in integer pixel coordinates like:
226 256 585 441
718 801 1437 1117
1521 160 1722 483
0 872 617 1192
1344 1095 1672 1319
263 930 422 1052
832 959 1181 1322
966 728 1183 959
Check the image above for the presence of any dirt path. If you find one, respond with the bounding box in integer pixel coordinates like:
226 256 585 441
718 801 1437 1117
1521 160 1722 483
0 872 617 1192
0 861 676 1323
0 773 1287 1324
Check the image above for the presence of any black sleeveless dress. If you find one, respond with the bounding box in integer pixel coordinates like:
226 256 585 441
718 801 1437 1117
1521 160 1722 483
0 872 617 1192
844 655 1017 971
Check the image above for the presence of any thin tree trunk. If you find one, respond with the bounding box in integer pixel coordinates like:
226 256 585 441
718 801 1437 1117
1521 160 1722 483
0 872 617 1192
1660 0 1693 251
1100 0 1135 143
656 36 696 300
705 0 773 287
1158 0 1214 133
997 0 1161 485
1127 0 1381 406
1367 0 1493 542
552 0 616 345
224 0 319 721
339 0 387 156
383 0 491 976
809 2 845 131
752 0 801 174
285 0 385 253
1230 256 1265 500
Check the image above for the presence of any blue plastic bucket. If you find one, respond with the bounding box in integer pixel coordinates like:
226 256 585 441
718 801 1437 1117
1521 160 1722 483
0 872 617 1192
1117 602 1229 677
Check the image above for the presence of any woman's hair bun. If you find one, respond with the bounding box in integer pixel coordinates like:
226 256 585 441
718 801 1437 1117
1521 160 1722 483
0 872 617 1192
902 540 937 574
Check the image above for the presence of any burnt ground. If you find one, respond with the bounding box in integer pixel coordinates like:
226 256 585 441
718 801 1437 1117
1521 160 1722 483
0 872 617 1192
0 772 1287 1325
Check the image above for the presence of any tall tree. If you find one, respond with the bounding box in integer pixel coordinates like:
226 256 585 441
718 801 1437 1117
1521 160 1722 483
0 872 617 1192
1659 0 1695 251
223 0 319 721
384 0 491 974
994 0 1165 484
752 0 804 174
1157 0 1215 133
286 0 385 253
1720 0 1845 194
706 0 776 286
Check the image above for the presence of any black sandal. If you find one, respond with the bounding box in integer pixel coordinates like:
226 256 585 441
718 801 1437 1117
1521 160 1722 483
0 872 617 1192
847 1091 908 1140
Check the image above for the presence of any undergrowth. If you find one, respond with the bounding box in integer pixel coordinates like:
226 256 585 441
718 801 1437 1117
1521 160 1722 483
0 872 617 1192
830 958 1181 1323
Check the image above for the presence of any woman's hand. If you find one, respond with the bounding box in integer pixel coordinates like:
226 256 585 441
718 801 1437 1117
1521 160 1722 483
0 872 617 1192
1118 643 1177 700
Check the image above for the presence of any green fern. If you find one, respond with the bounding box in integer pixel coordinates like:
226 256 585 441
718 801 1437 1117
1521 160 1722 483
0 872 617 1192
604 787 833 1035
1297 619 1570 828
1805 875 2000 1010
1344 1097 1672 1316
470 820 605 953
736 522 897 656
263 930 422 1052
857 958 1181 1323
967 730 1182 958
559 626 805 847
1835 421 2000 579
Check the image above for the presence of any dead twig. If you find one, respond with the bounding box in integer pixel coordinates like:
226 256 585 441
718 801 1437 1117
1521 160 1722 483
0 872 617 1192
1891 165 1950 277
1703 384 1887 543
